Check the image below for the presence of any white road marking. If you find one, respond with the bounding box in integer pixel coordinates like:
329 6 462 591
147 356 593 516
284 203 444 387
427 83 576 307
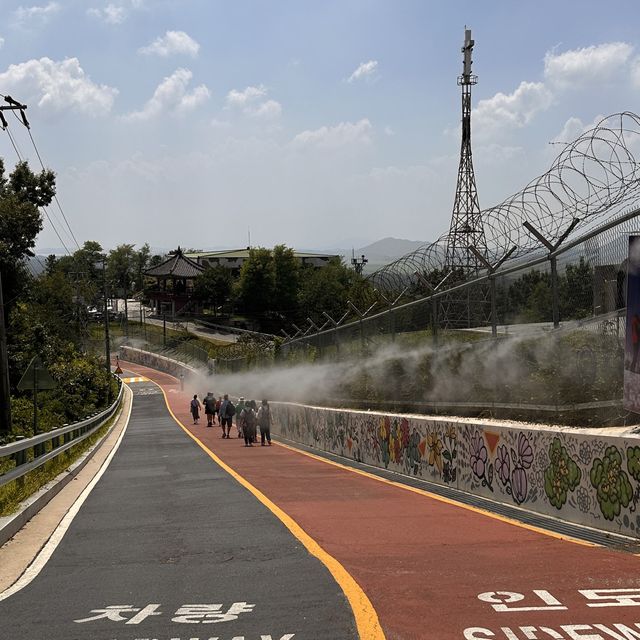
0 386 133 602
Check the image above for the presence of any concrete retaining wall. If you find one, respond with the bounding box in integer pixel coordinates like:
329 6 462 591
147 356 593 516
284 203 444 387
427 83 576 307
119 346 199 379
271 403 640 539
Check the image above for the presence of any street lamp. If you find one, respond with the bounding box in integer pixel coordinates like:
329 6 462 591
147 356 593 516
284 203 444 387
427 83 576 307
351 253 368 275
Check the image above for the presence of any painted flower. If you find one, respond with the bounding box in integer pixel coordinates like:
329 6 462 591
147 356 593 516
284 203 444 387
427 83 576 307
496 444 510 485
400 418 410 447
544 437 582 510
590 446 634 521
511 466 528 505
627 446 640 482
427 429 444 473
445 425 457 441
579 440 592 466
515 432 534 469
470 430 488 479
576 486 591 513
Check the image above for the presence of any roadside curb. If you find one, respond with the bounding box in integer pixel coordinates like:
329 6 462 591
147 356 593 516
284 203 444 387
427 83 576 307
0 386 131 548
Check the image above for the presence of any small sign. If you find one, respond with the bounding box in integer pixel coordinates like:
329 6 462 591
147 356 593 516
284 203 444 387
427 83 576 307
17 356 57 391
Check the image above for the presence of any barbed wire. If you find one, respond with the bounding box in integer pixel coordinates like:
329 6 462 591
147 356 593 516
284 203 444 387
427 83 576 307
369 111 640 294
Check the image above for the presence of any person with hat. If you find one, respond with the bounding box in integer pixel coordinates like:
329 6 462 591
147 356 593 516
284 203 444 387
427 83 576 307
235 397 246 438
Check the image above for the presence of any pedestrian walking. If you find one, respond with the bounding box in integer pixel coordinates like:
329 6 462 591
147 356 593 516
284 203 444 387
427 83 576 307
219 394 235 438
214 396 222 425
190 394 201 425
257 399 272 446
204 392 216 427
235 397 246 438
240 401 257 447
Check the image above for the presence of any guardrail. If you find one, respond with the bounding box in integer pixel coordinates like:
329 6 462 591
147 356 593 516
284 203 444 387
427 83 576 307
0 377 124 488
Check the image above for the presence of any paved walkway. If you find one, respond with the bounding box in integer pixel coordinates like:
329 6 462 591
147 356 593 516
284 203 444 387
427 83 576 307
0 370 357 640
3 360 640 640
125 361 640 640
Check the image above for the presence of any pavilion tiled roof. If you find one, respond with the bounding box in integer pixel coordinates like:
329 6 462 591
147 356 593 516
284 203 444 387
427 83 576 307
144 248 205 278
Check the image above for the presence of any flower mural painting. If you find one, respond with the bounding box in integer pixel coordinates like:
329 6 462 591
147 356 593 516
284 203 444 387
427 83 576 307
470 430 493 491
628 446 640 482
493 433 534 505
427 429 444 475
496 444 510 486
544 437 582 509
590 446 634 521
442 424 458 483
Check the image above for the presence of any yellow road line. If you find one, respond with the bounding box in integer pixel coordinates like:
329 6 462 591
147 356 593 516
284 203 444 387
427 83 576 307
121 376 148 383
155 383 385 640
273 440 601 549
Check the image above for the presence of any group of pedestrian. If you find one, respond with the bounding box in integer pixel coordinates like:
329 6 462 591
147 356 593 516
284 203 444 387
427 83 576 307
189 393 271 446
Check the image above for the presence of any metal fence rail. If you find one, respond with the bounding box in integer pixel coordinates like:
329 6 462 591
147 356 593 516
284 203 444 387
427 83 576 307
0 377 124 488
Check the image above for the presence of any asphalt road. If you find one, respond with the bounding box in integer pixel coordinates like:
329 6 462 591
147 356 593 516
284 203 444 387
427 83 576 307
0 378 357 640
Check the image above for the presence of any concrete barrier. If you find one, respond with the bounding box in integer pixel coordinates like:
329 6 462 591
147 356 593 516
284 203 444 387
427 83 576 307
271 403 640 539
119 346 200 379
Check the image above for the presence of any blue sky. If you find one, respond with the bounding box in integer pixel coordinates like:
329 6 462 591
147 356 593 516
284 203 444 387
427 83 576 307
0 0 639 254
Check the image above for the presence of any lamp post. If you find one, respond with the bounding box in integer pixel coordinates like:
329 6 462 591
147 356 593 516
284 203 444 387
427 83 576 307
351 253 368 275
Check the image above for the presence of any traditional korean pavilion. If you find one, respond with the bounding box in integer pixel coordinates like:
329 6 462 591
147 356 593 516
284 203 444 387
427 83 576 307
144 247 204 318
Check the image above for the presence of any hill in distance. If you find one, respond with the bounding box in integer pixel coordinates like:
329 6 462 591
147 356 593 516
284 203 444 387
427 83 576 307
354 237 427 270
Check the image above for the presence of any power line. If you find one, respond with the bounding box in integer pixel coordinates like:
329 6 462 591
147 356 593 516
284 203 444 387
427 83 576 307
0 95 76 256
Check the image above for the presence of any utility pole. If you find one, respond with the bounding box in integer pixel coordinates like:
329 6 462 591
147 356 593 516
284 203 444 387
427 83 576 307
0 98 30 435
0 270 11 434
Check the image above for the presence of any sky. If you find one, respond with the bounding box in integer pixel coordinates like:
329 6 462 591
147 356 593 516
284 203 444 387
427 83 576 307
0 0 639 255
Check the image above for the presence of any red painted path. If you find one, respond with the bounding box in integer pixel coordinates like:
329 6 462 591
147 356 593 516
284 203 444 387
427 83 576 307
123 362 640 640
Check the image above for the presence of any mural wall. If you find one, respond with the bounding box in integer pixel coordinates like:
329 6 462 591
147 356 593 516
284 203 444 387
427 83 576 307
271 404 640 539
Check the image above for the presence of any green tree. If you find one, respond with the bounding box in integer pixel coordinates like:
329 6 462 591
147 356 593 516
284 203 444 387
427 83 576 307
194 265 232 315
299 257 370 323
560 257 593 320
0 159 56 319
272 244 299 317
236 247 276 314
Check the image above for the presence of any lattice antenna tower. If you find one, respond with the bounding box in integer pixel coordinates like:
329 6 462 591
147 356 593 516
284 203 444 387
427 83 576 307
445 28 487 272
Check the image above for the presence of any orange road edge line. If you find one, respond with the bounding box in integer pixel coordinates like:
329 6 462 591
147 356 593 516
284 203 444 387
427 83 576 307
273 440 602 550
156 383 386 640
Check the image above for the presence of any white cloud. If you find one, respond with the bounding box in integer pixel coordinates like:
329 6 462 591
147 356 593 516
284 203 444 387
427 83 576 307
87 1 143 25
292 119 373 150
551 116 588 144
544 42 634 89
13 2 60 26
251 99 282 119
0 57 117 116
347 60 378 83
226 85 268 108
225 85 281 119
139 31 200 58
0 37 4 49
87 4 126 24
473 81 553 138
123 68 210 121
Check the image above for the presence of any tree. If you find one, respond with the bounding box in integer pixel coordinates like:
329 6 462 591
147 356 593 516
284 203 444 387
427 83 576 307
0 159 56 318
236 248 276 314
132 243 151 291
272 244 299 317
194 265 232 315
299 257 370 323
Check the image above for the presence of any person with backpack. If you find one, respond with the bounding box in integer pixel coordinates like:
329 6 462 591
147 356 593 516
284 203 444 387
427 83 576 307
240 400 257 447
257 399 272 446
204 392 216 427
190 394 201 425
235 397 246 438
220 394 235 438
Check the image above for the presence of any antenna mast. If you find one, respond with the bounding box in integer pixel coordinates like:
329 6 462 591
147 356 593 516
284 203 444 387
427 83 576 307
445 28 487 271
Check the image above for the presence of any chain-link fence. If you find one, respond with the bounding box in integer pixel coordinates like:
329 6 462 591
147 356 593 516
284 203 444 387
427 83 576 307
216 210 640 426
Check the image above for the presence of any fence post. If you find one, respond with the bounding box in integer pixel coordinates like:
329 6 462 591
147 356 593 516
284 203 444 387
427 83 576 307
523 219 579 329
